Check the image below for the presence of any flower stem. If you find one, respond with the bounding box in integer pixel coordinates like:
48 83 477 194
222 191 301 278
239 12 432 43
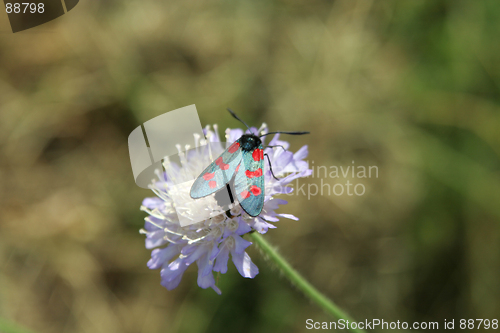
250 233 365 333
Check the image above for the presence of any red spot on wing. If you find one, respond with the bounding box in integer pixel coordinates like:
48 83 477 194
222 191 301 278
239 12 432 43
245 168 263 178
252 149 263 161
250 185 262 196
228 142 240 153
240 190 250 199
203 172 214 180
235 164 240 172
209 180 217 189
215 156 229 170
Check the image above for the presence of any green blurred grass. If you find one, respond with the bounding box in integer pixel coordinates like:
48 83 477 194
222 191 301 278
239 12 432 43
0 0 499 332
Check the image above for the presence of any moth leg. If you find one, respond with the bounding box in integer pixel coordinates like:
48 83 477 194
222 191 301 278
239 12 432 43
264 153 280 181
265 144 286 151
258 216 274 223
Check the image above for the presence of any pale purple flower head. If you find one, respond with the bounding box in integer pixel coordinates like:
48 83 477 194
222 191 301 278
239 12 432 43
140 124 311 293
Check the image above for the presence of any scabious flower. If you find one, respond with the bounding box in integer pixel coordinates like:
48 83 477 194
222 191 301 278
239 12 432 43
140 124 311 293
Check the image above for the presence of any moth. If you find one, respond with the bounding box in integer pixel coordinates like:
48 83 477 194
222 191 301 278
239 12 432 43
190 109 309 217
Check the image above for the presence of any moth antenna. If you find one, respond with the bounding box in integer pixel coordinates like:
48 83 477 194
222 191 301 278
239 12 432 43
260 131 310 137
227 108 252 132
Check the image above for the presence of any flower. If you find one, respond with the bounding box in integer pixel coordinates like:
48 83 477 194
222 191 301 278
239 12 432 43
140 124 312 293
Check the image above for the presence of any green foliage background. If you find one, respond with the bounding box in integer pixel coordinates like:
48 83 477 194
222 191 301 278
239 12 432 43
0 1 499 332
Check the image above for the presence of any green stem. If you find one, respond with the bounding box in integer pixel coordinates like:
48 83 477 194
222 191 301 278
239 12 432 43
250 233 365 333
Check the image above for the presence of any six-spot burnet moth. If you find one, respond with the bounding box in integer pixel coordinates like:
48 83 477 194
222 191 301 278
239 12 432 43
189 109 309 217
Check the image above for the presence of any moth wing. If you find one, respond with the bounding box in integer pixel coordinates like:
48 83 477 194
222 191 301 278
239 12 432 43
190 141 243 199
232 146 265 217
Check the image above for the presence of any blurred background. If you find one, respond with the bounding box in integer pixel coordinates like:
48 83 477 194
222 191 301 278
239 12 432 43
1 0 499 332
